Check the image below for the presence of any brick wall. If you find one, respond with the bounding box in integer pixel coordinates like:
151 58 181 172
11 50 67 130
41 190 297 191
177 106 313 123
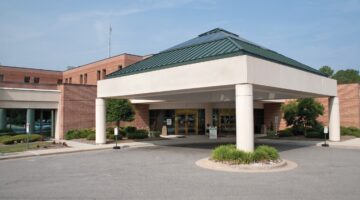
268 83 360 130
121 104 150 130
63 54 143 85
57 84 97 139
264 103 287 131
317 83 360 128
0 65 62 84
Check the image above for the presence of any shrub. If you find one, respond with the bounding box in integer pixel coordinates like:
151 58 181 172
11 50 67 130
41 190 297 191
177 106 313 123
149 131 161 138
278 128 294 137
124 126 137 133
86 133 96 140
0 128 14 134
65 129 95 140
341 126 360 137
126 130 148 139
305 131 327 139
211 144 279 164
0 135 13 143
1 134 43 145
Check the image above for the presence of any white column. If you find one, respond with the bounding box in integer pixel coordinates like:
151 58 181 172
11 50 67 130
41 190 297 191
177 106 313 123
0 108 6 130
96 98 106 144
51 110 55 138
329 96 340 141
26 109 35 134
204 103 213 133
236 84 254 152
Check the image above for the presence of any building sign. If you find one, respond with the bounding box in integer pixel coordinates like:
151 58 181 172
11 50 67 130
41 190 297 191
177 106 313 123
209 127 217 139
166 118 172 126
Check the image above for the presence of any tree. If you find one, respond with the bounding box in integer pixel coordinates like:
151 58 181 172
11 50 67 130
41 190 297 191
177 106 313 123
281 98 324 134
332 69 360 84
106 99 135 128
319 66 334 77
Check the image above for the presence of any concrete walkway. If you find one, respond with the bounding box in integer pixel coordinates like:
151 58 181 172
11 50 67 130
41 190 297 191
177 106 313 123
1 135 360 160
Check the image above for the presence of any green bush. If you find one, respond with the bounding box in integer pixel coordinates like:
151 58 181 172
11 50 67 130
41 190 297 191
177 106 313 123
126 130 148 139
1 134 43 145
149 131 161 138
278 128 294 137
0 135 13 143
305 131 327 139
0 128 14 134
86 133 96 140
65 129 95 140
124 126 137 133
341 126 360 137
211 144 279 164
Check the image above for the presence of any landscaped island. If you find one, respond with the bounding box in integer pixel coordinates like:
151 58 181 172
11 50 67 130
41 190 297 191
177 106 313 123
211 144 280 164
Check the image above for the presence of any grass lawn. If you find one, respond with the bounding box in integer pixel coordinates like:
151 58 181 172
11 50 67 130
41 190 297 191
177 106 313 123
0 142 52 153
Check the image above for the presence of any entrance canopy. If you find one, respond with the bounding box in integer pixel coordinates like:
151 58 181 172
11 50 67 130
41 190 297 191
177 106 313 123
96 28 340 151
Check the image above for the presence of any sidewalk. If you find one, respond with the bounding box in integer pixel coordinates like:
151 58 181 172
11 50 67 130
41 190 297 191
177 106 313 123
0 140 156 160
256 137 360 150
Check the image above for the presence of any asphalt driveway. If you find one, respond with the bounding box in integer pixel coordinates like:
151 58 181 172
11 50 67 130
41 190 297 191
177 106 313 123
0 140 360 200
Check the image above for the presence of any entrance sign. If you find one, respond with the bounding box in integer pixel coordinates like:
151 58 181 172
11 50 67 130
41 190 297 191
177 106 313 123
324 126 328 134
209 126 217 139
114 127 118 135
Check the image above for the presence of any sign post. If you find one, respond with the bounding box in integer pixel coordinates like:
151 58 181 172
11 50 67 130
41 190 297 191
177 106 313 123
113 127 120 149
26 122 30 149
322 126 329 147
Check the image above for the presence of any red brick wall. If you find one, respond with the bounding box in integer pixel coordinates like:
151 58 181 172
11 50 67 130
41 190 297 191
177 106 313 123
57 84 97 139
317 83 360 128
121 104 150 130
63 54 143 85
264 103 287 131
0 65 62 84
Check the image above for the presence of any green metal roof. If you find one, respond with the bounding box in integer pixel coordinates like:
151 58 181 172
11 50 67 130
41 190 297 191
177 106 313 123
107 28 325 78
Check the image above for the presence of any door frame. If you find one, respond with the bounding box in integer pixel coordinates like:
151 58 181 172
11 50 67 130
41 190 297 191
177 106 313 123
174 109 198 135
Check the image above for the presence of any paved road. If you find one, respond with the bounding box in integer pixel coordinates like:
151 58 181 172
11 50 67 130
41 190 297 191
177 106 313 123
1 141 360 200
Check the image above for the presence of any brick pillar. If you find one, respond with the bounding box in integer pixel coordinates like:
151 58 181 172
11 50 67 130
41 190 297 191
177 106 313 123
132 104 150 130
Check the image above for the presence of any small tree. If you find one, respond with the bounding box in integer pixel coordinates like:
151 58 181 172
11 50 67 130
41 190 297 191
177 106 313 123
106 99 135 128
281 98 324 134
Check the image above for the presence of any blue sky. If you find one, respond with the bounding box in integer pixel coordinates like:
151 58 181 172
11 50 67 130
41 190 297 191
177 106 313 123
0 0 359 71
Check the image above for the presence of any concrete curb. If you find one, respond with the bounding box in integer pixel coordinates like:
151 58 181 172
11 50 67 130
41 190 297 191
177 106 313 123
196 158 298 173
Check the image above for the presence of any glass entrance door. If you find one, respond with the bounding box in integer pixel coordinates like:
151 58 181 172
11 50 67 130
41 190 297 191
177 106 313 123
175 110 198 135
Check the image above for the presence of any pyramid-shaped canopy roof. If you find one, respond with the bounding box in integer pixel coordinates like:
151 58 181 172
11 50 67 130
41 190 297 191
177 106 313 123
107 28 324 78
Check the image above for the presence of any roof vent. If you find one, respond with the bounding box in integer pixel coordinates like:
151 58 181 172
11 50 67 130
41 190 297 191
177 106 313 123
198 28 239 37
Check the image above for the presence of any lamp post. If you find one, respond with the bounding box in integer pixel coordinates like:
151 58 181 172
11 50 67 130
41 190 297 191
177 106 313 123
113 127 120 149
322 126 329 147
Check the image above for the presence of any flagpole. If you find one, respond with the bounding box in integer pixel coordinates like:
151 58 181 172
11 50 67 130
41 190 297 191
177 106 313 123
109 24 112 58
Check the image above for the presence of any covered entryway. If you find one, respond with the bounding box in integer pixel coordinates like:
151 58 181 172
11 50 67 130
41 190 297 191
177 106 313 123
95 28 340 152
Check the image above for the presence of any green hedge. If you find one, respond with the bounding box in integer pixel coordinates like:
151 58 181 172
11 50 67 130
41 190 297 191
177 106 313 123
278 128 294 137
305 131 327 139
126 130 148 139
341 126 360 137
124 126 137 133
65 129 95 140
212 144 279 164
1 134 43 145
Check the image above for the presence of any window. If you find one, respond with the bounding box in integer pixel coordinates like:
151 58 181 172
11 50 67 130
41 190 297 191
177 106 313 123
0 74 4 82
65 78 68 84
69 77 72 84
57 79 62 84
118 65 123 70
80 74 83 84
84 73 87 84
33 77 40 84
24 76 30 83
97 70 101 80
102 69 106 79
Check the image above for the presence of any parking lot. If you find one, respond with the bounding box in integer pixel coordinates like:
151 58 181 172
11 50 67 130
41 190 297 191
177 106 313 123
1 139 360 200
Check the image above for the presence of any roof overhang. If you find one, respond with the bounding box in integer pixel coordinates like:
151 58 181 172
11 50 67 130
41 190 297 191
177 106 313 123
97 55 337 103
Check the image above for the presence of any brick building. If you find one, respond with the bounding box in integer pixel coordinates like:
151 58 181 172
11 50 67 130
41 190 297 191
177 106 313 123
0 53 143 138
